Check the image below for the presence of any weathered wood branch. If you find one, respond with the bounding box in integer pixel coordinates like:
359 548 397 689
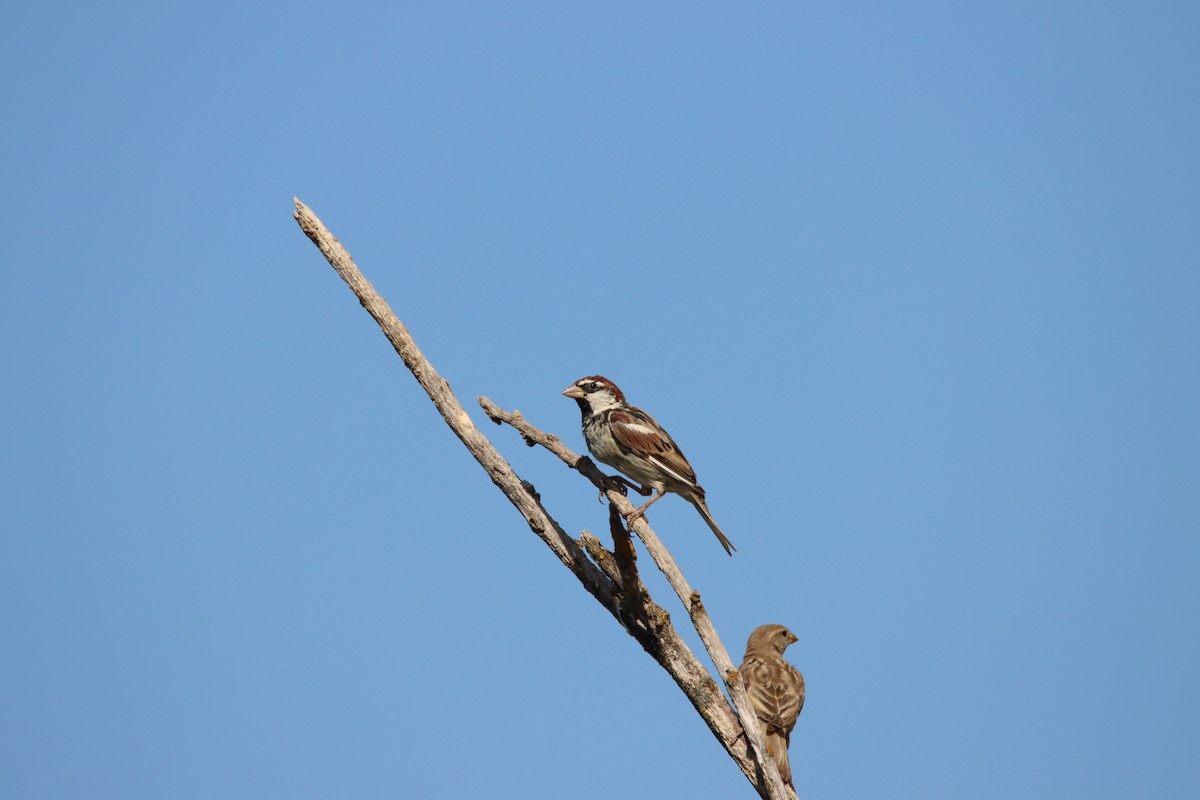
293 198 793 799
478 398 792 798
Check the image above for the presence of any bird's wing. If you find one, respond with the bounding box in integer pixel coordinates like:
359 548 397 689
608 406 699 488
742 655 805 733
787 662 806 720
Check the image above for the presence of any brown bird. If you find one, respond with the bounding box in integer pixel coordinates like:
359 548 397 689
739 624 806 785
562 375 734 555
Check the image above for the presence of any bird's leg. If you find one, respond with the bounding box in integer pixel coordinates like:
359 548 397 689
597 474 650 502
625 491 666 527
619 476 653 496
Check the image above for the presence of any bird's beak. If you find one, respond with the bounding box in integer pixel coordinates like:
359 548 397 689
787 632 798 645
562 385 585 399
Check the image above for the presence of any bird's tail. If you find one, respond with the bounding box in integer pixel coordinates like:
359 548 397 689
691 495 735 555
766 730 792 785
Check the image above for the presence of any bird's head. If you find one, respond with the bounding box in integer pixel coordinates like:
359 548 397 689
745 624 799 656
562 375 625 414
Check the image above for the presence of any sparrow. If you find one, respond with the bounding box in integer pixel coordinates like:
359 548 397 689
562 375 735 555
739 624 806 785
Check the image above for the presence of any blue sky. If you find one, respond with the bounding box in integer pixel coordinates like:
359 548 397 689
3 2 1198 798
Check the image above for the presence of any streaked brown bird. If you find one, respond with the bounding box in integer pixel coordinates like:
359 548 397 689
562 375 735 555
739 624 805 785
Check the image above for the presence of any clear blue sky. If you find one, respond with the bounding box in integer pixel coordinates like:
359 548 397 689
3 3 1198 798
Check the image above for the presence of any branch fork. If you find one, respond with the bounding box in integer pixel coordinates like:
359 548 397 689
294 198 795 799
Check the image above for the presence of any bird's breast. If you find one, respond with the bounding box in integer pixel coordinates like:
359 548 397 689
584 416 666 490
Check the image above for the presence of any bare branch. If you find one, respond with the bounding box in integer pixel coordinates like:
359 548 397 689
293 198 794 799
480 397 793 798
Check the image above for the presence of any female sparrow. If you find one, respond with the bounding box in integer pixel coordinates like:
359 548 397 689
740 624 805 785
562 375 735 555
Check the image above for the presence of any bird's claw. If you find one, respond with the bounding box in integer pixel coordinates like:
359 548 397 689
600 475 632 499
601 474 651 499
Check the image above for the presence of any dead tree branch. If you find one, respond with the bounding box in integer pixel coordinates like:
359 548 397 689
293 198 793 799
477 398 789 798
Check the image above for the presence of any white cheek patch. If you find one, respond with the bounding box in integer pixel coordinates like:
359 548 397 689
588 391 622 412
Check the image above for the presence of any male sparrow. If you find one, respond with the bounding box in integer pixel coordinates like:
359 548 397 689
739 624 806 785
562 375 735 555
